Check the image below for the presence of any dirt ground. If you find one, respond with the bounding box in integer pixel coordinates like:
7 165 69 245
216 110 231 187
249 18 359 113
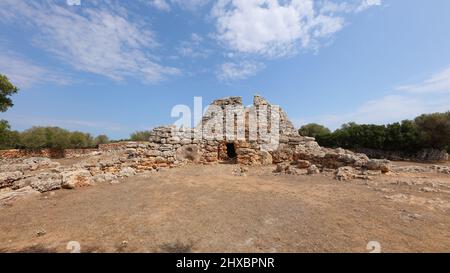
1 162 449 253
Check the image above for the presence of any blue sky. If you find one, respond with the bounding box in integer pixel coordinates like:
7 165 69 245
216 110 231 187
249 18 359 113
1 0 450 139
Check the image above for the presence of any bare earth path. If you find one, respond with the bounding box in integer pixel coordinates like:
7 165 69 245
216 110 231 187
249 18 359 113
1 163 449 253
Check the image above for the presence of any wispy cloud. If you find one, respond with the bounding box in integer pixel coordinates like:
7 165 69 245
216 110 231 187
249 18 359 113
217 61 265 81
355 0 382 13
0 0 180 83
176 33 212 58
0 49 72 88
147 0 210 11
148 0 171 12
5 114 124 132
396 67 450 94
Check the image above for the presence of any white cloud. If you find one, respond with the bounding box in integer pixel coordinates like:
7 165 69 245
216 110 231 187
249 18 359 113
0 50 71 88
0 0 180 83
396 67 450 94
147 0 210 11
176 33 211 58
212 0 381 58
355 0 382 12
149 0 171 12
217 61 265 81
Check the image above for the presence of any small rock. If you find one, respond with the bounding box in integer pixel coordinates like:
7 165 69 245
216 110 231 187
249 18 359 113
307 165 320 175
118 167 137 178
36 229 47 237
297 160 311 169
334 166 356 181
275 162 290 173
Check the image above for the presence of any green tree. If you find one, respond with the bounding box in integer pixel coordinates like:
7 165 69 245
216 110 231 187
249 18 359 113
19 127 48 149
0 74 18 112
69 131 93 148
18 127 97 149
298 123 331 138
415 112 450 149
130 130 152 141
94 134 110 146
0 120 20 149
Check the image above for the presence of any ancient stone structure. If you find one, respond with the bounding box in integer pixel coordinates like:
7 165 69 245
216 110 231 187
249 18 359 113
0 95 401 205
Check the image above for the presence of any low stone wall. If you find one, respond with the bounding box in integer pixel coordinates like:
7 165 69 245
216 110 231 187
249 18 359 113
0 148 98 159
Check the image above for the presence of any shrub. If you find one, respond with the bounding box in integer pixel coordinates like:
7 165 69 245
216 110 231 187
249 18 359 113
130 130 152 141
94 135 110 146
0 120 20 149
298 123 331 138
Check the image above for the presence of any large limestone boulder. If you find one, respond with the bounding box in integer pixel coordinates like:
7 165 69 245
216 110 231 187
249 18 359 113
175 144 202 163
270 144 294 163
0 157 60 173
0 171 24 188
118 167 137 178
30 173 63 192
61 169 93 189
93 173 119 184
365 159 392 173
259 151 273 165
335 167 356 181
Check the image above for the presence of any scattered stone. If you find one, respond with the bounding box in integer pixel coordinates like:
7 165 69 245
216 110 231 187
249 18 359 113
297 160 311 169
30 173 63 193
420 187 441 193
366 159 392 173
307 165 320 175
335 167 355 181
36 229 47 237
62 169 93 189
0 171 24 188
233 166 249 176
275 162 290 173
93 173 118 184
118 167 137 178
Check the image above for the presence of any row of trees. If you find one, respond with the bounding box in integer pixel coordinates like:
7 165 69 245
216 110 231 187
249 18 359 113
0 123 110 150
299 112 450 153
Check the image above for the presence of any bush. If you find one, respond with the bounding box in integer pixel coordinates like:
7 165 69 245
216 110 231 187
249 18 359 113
414 112 450 150
298 123 331 138
94 135 110 146
3 126 107 150
0 120 20 149
130 130 152 141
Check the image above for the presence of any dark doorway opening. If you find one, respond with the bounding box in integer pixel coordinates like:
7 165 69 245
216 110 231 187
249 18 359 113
226 143 237 159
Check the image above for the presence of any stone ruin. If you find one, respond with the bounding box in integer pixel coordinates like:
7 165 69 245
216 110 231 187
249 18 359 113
132 95 392 174
0 95 404 204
